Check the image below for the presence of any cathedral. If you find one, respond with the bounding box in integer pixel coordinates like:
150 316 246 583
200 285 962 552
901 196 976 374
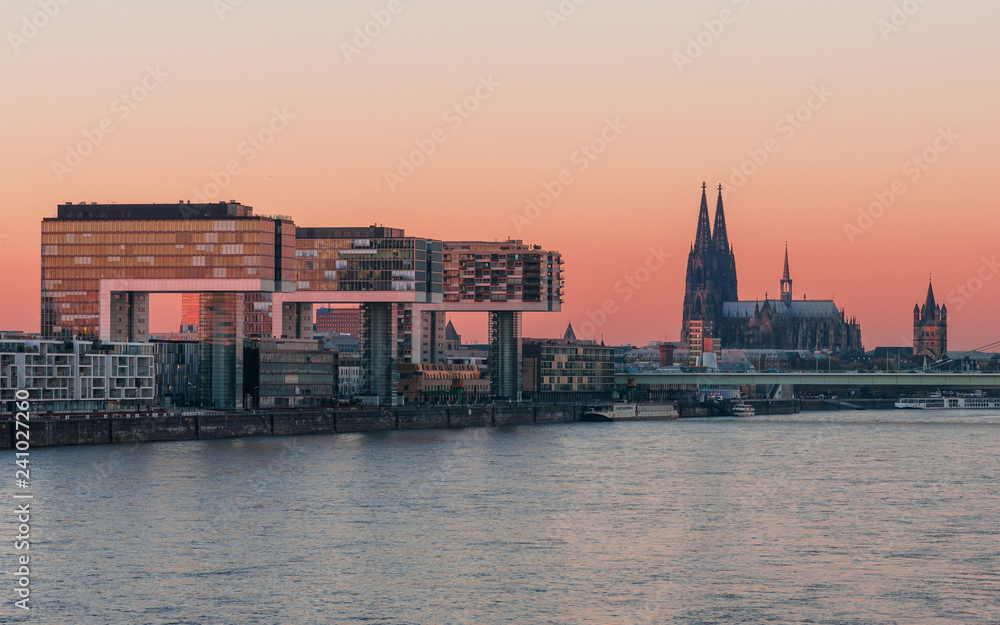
681 183 863 353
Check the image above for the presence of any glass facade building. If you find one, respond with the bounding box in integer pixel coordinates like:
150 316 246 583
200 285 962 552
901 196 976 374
443 240 563 310
39 205 565 407
293 226 442 298
41 202 295 341
41 202 295 409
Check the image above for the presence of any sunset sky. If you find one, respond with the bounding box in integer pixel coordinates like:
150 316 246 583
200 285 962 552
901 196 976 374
2 0 998 349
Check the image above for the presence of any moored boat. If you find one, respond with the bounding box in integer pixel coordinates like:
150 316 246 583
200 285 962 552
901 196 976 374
895 392 1000 410
582 402 679 422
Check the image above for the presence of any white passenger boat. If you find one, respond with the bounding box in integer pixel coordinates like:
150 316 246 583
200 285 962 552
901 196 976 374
582 403 679 421
895 392 1000 410
731 402 756 417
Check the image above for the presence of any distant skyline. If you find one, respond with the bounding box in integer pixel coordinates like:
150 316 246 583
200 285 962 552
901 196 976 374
3 0 1000 349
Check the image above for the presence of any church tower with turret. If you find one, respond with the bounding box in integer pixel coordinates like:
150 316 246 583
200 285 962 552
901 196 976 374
913 279 947 361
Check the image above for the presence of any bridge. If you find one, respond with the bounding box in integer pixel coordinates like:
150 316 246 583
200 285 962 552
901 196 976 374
614 372 1000 389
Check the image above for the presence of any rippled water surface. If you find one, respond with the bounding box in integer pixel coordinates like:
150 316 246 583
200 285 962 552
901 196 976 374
9 410 1000 624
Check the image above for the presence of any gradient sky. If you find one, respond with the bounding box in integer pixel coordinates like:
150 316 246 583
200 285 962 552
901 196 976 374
2 0 999 349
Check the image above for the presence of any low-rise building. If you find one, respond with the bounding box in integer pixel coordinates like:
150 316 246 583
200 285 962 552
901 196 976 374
243 339 338 408
397 363 489 404
522 339 615 401
0 338 155 414
338 352 361 399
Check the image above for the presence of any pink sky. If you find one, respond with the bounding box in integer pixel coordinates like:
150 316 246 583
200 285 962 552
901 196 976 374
2 0 999 349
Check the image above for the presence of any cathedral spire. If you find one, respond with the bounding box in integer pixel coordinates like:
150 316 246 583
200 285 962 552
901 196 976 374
780 243 793 304
694 182 712 250
712 184 729 250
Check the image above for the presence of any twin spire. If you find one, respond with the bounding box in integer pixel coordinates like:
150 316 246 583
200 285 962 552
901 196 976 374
693 182 731 251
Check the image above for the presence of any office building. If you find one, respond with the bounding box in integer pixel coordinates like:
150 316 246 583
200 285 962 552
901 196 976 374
243 338 338 408
40 206 564 407
522 339 615 401
315 307 361 336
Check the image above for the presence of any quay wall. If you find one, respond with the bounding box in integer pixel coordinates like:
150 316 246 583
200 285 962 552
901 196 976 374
0 398 904 449
2 404 592 449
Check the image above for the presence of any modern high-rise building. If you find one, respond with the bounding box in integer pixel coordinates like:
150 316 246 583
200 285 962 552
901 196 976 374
280 228 563 403
41 202 296 408
40 208 564 407
442 239 564 401
41 202 295 341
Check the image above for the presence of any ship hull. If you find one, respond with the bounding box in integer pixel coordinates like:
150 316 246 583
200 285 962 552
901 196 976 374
582 403 679 422
894 396 1000 410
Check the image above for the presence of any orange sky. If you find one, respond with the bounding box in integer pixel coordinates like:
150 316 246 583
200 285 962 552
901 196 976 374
2 0 999 349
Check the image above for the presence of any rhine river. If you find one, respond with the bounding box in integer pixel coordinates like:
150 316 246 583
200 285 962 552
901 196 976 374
9 410 1000 624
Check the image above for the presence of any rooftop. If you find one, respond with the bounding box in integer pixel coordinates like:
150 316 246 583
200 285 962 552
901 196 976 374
49 202 255 221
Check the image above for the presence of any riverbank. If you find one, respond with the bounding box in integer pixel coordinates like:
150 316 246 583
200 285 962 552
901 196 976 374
0 399 902 449
1 404 579 449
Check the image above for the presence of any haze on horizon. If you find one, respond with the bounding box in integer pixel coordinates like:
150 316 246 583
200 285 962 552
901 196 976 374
2 0 998 350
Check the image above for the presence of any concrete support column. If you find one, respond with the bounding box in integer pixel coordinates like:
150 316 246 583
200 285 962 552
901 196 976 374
108 292 149 342
281 302 313 339
412 305 446 364
131 292 149 341
489 311 522 401
361 302 398 406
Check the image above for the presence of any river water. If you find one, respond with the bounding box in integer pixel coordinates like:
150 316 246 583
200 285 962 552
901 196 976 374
9 410 1000 624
